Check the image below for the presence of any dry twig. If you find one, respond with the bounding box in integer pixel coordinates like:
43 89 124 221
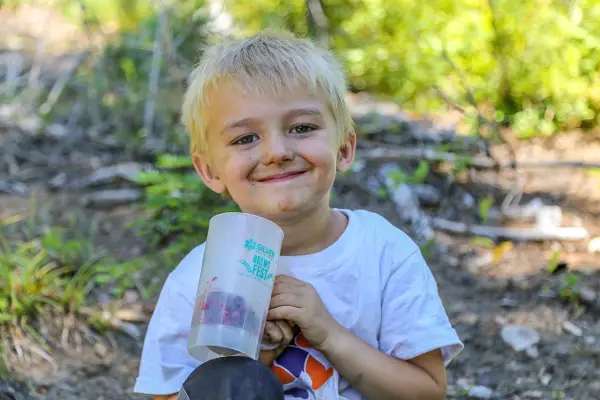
39 51 88 116
143 0 167 140
434 45 518 168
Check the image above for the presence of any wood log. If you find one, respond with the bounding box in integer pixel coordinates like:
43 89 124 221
429 217 590 242
359 147 495 167
359 147 600 170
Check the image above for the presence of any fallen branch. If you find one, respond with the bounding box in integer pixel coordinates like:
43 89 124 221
350 165 590 242
359 147 495 168
39 51 88 116
501 197 562 226
429 217 590 242
80 188 142 208
378 166 435 243
358 147 600 170
48 162 155 189
502 160 600 170
377 131 483 153
388 183 435 243
335 175 441 207
351 105 483 150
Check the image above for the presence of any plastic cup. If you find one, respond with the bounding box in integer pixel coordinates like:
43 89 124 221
188 212 284 361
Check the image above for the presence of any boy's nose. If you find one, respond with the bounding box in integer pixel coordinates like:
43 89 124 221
262 133 293 165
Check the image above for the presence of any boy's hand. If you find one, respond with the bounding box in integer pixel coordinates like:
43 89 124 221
268 275 340 351
259 320 294 366
263 320 294 348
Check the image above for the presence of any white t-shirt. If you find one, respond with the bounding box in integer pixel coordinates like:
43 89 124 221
134 209 464 398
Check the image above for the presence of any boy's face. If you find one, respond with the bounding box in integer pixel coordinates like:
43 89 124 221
192 82 355 221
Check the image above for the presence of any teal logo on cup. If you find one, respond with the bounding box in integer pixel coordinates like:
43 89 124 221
244 239 256 251
239 238 276 282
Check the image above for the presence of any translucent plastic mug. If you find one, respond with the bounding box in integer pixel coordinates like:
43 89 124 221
188 212 284 361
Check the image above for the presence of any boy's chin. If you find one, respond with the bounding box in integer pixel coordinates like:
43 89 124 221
244 201 319 221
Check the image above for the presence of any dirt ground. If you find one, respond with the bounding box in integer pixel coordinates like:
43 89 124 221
1 129 599 400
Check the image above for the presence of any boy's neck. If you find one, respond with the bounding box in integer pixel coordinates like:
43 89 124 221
273 201 348 257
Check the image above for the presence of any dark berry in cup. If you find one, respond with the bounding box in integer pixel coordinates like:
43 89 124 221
200 290 260 331
201 291 227 324
226 295 246 313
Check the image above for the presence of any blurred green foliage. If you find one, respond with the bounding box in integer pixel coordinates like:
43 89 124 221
32 0 209 153
0 205 107 327
131 154 237 251
226 0 600 138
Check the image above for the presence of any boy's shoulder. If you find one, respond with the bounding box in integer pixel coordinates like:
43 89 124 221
165 242 206 298
341 208 420 256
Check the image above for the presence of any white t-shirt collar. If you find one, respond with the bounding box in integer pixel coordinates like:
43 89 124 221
278 208 356 274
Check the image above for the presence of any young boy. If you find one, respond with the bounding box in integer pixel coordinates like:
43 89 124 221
134 30 463 399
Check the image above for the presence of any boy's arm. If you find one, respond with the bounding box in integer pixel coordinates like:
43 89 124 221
320 249 453 399
320 323 446 399
269 250 462 400
134 273 201 397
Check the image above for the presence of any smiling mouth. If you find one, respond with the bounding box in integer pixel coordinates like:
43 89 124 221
257 171 307 183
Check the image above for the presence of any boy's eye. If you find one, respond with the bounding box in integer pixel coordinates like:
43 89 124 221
233 134 259 145
290 124 316 134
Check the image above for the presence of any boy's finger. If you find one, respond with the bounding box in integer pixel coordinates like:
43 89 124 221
271 282 304 297
264 321 283 343
270 293 302 309
267 306 299 323
275 320 294 345
274 275 308 290
274 274 297 283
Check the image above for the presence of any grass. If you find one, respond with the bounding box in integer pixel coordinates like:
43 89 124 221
0 158 232 372
0 197 130 372
0 197 108 323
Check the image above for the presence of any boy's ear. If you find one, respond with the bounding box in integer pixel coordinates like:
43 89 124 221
336 131 357 173
192 153 227 194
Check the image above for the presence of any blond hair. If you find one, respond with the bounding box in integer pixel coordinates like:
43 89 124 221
181 30 354 158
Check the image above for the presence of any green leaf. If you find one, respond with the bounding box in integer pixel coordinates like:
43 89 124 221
376 188 388 198
410 161 430 184
478 195 494 223
388 170 409 186
134 171 166 185
0 313 13 322
546 250 561 274
471 236 495 248
42 229 63 251
156 154 194 169
585 168 600 178
453 156 473 172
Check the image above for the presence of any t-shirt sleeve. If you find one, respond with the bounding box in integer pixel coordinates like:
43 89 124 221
133 274 201 395
379 249 463 366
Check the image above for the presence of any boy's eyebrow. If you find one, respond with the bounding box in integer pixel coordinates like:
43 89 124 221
222 117 258 133
222 107 324 133
284 107 324 119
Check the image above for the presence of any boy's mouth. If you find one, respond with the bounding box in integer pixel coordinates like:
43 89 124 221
257 170 307 183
